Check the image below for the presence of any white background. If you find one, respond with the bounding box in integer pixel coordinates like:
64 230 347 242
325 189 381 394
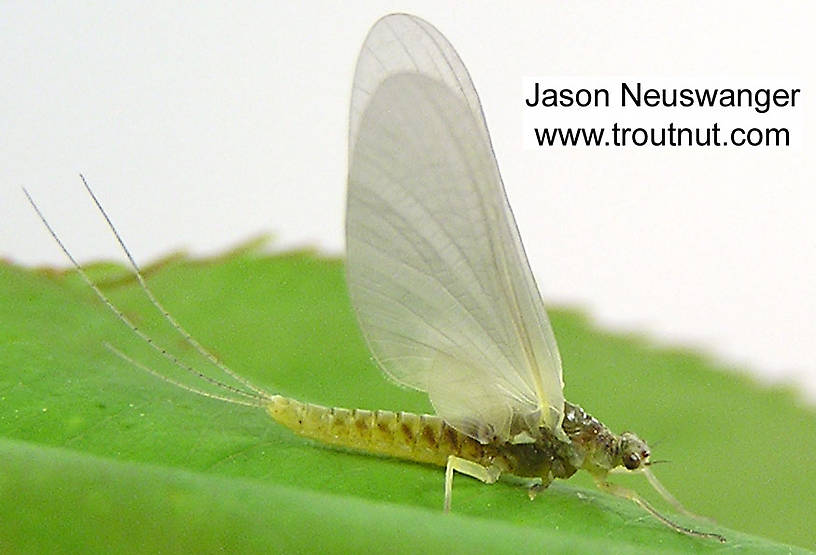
2 2 814 403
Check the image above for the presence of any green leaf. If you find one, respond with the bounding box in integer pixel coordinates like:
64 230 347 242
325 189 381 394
1 245 813 553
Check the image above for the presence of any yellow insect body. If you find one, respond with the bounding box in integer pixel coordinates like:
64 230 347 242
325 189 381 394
266 396 474 467
26 13 727 544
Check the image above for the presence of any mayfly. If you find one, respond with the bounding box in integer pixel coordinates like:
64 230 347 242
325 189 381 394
26 13 725 542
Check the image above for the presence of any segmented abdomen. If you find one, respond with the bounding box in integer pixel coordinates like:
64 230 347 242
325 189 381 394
265 395 489 467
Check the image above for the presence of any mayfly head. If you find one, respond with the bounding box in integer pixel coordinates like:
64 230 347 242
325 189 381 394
618 431 651 470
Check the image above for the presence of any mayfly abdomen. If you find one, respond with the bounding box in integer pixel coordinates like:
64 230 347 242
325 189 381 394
265 396 489 467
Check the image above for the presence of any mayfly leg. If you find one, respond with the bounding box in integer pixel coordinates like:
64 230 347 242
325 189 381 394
444 455 501 512
609 465 715 522
593 478 727 543
22 185 268 404
76 174 267 398
641 467 714 522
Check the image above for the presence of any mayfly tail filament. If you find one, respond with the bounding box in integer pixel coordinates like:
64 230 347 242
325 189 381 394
23 184 271 405
76 174 268 398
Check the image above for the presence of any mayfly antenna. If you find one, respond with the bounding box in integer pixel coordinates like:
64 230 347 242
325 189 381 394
77 174 268 398
23 186 268 403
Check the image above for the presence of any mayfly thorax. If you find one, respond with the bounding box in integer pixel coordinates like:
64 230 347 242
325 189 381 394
26 13 726 543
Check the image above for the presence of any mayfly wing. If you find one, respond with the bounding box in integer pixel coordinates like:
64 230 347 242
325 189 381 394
346 14 565 444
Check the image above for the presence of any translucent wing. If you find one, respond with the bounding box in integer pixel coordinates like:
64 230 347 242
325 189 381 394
346 14 565 444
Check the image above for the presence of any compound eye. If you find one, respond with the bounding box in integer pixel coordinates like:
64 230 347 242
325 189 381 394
624 453 641 470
